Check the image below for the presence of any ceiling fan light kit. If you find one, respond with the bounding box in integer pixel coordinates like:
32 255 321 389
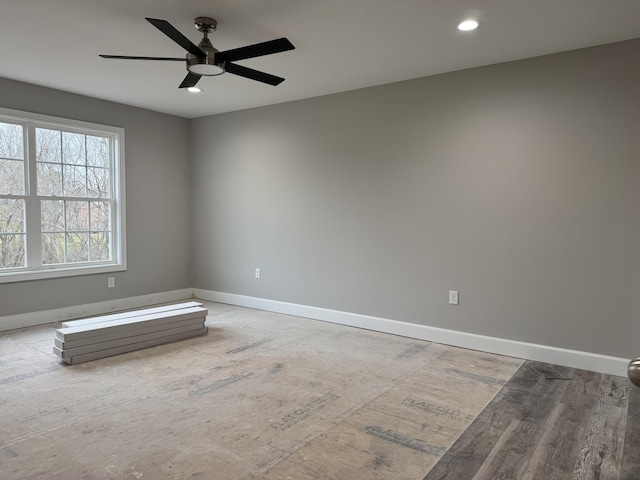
99 16 294 89
187 56 224 76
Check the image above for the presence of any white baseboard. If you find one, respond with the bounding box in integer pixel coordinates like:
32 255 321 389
0 288 194 332
193 289 629 377
2 287 629 377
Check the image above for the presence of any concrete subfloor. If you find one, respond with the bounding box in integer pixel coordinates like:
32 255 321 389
0 301 523 479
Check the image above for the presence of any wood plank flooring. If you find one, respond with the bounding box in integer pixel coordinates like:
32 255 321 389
423 361 639 480
0 301 638 479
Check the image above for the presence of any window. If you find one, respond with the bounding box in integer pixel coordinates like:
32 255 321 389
0 107 125 283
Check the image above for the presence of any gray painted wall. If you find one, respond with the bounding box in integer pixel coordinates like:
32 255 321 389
0 78 192 316
190 39 640 359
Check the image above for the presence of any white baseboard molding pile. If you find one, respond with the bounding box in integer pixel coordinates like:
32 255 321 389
53 301 208 365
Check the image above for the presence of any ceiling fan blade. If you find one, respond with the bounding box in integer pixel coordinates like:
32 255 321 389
179 72 202 89
218 38 294 63
99 55 185 61
225 63 285 86
145 17 205 57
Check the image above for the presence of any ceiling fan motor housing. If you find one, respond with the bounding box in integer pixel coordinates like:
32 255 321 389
187 41 225 75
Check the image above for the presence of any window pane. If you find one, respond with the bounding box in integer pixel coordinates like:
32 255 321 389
0 122 24 160
0 199 25 233
90 232 110 261
63 165 87 197
62 132 86 165
35 128 61 163
42 233 65 264
87 167 110 198
37 162 63 196
87 136 109 167
0 233 26 268
90 201 110 231
41 200 65 232
66 201 89 232
0 158 24 195
66 232 89 263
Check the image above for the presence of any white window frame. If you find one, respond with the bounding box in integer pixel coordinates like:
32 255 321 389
0 107 126 283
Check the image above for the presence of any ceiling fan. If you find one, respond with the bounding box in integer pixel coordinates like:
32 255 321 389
100 17 295 89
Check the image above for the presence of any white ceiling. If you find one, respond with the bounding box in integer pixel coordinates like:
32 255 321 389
2 1 639 119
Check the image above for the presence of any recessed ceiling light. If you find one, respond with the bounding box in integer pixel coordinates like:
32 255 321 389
458 19 481 31
187 86 203 93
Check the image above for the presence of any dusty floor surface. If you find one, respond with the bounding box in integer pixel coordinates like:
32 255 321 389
0 301 522 479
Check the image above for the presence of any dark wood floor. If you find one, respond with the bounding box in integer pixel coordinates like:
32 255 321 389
423 361 640 480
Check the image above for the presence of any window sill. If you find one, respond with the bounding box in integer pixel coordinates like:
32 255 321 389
0 262 127 284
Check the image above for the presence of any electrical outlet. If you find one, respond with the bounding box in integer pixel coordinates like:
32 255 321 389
255 268 261 279
108 277 115 288
449 290 459 305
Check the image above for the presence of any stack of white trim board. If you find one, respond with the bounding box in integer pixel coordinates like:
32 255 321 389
53 301 208 365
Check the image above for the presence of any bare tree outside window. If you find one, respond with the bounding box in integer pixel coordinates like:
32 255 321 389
36 128 113 265
0 122 26 269
0 198 26 268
